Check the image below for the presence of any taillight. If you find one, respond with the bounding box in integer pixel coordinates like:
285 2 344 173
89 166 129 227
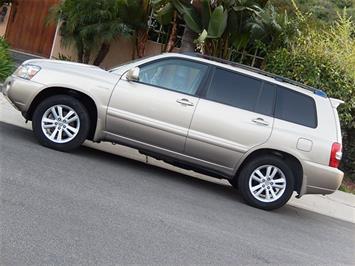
329 142 342 168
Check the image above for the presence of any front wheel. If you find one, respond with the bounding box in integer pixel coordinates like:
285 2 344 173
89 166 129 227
32 95 90 151
238 156 294 210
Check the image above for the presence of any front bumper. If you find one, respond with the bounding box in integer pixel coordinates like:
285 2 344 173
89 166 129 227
302 160 344 195
2 76 43 113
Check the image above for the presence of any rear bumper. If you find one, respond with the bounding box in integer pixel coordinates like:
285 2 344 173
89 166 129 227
301 160 344 195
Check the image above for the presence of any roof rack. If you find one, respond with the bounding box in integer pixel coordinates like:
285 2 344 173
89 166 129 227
181 52 327 96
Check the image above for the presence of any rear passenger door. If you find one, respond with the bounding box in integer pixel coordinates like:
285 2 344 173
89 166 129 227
185 68 275 170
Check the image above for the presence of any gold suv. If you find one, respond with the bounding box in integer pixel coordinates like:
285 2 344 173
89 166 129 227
2 53 344 210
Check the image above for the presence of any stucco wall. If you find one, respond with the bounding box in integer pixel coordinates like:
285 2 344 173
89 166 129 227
0 5 11 37
51 31 179 69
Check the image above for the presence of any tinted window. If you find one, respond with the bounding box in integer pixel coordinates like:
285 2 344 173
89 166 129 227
139 59 208 95
255 83 276 116
206 68 262 111
275 86 317 128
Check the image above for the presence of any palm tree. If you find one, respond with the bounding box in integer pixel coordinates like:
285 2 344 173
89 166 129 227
152 0 192 52
49 0 130 65
152 0 205 52
117 0 151 58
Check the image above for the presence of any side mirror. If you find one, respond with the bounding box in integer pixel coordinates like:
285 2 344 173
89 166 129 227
126 67 140 81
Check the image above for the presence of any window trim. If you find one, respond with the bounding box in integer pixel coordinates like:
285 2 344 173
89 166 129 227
130 57 212 97
275 85 318 129
255 82 277 117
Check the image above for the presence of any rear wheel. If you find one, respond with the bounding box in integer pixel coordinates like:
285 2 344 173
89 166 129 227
238 155 294 210
32 95 90 151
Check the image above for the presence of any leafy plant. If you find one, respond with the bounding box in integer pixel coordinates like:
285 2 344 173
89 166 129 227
153 0 269 57
0 37 14 82
55 53 74 62
152 0 298 60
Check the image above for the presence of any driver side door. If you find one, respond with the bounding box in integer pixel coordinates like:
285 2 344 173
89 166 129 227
106 58 209 154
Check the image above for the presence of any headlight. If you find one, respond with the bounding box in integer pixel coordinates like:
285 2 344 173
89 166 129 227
14 64 41 80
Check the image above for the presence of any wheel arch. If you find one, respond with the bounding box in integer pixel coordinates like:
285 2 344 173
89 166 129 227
235 148 303 194
25 87 98 141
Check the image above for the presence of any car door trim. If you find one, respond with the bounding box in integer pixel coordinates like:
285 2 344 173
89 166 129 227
188 130 249 153
107 107 187 137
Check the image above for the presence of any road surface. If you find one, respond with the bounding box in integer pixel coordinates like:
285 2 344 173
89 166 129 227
1 122 354 265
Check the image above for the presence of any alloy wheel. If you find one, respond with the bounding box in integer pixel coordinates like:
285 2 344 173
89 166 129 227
41 104 80 144
248 165 287 203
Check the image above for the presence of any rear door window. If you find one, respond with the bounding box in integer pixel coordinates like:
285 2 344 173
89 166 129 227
205 68 262 112
275 86 317 128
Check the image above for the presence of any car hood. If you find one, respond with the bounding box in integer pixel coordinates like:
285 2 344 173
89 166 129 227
23 59 119 87
23 59 109 75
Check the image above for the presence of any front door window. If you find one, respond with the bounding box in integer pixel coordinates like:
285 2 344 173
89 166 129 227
139 59 208 95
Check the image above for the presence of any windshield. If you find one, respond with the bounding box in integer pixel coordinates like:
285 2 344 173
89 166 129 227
109 57 148 72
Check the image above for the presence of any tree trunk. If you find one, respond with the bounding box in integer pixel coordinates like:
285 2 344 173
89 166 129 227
93 42 110 66
131 33 136 60
180 26 196 52
258 0 269 8
136 28 148 58
76 41 84 63
165 12 177 52
83 49 91 64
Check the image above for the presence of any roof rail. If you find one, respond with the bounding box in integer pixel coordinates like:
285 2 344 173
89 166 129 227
181 52 327 96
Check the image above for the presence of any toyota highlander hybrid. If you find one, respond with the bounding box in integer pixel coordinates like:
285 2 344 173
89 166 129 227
2 53 344 210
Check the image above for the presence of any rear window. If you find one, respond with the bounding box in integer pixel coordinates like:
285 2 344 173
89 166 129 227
275 86 317 128
205 68 262 112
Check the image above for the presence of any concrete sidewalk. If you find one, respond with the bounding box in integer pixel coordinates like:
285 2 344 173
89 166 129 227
1 94 355 223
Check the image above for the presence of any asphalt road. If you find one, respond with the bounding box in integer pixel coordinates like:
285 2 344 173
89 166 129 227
1 122 354 265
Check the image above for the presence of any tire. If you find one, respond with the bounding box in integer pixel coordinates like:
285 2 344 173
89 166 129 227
237 155 294 210
32 95 90 151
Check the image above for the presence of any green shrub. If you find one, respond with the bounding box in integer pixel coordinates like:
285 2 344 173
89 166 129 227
332 0 353 9
0 37 14 82
265 12 355 181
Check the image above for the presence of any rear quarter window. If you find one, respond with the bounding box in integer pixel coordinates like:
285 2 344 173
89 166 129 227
275 86 317 128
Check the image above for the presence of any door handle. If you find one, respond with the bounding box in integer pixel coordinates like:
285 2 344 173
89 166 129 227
252 118 269 126
176 98 194 106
